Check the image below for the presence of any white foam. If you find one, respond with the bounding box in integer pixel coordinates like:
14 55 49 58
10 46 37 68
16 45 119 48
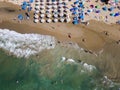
61 57 96 72
67 59 75 63
0 29 56 58
83 63 96 72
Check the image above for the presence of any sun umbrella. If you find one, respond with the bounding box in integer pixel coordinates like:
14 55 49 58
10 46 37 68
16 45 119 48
90 5 94 8
95 5 100 9
40 19 45 23
59 13 64 17
29 0 34 3
53 14 58 18
46 19 52 23
34 14 39 18
60 18 64 22
18 14 23 20
110 13 115 16
34 19 39 23
40 10 45 13
35 0 39 2
73 20 79 25
66 18 71 23
21 5 27 10
53 18 58 22
35 6 40 9
35 10 39 13
46 14 52 18
40 14 45 18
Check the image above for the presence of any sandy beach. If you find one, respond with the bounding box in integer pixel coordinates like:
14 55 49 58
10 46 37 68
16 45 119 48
0 1 120 82
0 2 120 51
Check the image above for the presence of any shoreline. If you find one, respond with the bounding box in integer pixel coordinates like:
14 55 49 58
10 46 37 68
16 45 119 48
0 2 120 83
0 2 120 52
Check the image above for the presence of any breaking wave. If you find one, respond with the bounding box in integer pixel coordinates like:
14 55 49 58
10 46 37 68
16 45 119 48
0 29 56 58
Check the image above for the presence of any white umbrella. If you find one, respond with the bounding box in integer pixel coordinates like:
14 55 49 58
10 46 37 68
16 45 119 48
47 9 51 12
35 2 40 5
35 0 39 2
53 14 58 18
40 2 45 5
40 10 45 13
54 9 58 12
34 14 39 18
53 18 58 22
40 14 45 18
40 6 45 9
66 18 71 23
35 10 39 14
35 6 40 9
40 19 45 23
46 5 51 9
60 18 64 22
53 5 57 9
64 1 68 3
58 4 63 8
34 19 39 23
59 8 64 11
58 1 62 3
47 1 52 5
46 19 52 23
59 13 64 17
46 14 52 18
53 2 57 4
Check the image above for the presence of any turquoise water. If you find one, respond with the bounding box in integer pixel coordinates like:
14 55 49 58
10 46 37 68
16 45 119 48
0 47 119 90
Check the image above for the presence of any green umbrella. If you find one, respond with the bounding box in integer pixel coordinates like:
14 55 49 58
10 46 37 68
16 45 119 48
95 5 100 9
110 13 115 16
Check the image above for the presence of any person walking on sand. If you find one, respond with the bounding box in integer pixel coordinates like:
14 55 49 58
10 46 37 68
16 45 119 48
68 33 71 38
105 16 108 22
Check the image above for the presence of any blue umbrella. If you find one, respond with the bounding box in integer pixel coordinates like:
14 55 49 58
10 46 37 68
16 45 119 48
108 7 114 11
73 17 78 20
102 6 107 11
18 14 23 20
114 13 120 17
28 6 32 12
29 0 34 3
72 11 77 15
74 7 78 11
78 3 84 8
22 1 27 5
74 1 79 4
70 8 74 12
110 13 115 16
73 20 79 25
21 5 27 10
96 10 100 13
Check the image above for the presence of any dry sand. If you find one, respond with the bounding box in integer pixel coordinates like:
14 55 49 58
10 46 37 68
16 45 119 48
1 2 120 51
0 2 120 82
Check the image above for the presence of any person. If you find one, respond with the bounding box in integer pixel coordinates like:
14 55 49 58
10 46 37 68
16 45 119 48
105 15 108 22
68 33 71 38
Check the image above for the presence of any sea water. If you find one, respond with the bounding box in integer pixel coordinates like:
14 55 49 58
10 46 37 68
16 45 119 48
0 29 120 90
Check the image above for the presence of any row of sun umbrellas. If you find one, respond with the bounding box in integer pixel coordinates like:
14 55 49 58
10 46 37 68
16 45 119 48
70 0 85 24
34 0 71 23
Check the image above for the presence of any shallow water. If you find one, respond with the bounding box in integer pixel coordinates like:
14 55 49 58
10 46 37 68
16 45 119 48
0 44 120 90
